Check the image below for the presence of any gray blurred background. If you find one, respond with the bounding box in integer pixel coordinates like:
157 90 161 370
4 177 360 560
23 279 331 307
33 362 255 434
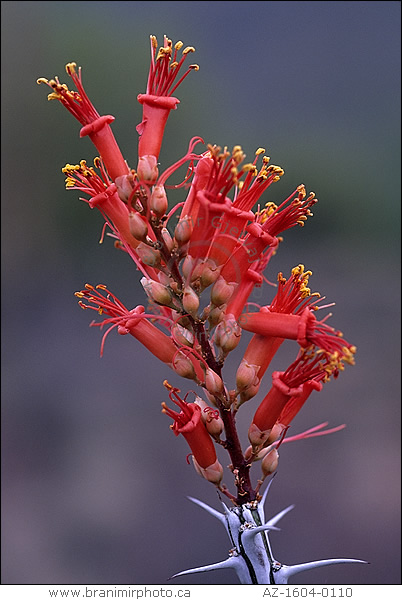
1 0 400 586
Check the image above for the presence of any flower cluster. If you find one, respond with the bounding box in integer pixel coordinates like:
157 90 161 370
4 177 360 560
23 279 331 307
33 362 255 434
38 34 360 583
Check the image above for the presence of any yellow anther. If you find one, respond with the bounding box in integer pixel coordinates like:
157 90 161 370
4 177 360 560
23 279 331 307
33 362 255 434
150 35 158 49
36 77 49 85
170 61 179 69
189 64 199 70
292 264 304 275
183 46 195 55
78 301 87 310
74 292 85 298
47 92 61 101
96 284 107 290
65 62 77 76
243 163 257 173
255 147 265 155
85 283 95 290
297 184 306 198
163 380 174 391
175 41 184 50
269 165 284 176
63 163 81 172
97 308 103 315
156 48 170 61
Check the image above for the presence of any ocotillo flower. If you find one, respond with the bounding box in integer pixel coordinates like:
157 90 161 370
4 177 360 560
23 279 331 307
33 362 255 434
62 159 140 250
235 265 322 402
239 300 356 358
162 383 223 485
248 346 348 448
37 64 128 182
136 35 199 182
75 284 181 367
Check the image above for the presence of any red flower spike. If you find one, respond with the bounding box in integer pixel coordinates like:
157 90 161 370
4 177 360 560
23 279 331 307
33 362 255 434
137 36 199 162
161 384 218 470
37 64 128 182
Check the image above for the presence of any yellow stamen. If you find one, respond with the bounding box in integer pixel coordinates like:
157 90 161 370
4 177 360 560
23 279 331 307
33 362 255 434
297 184 306 198
65 62 77 76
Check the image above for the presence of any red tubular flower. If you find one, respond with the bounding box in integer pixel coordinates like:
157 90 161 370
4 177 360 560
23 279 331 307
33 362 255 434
62 159 140 250
248 346 344 447
235 265 321 399
161 385 219 471
239 274 356 364
75 284 178 365
220 185 316 285
137 36 199 170
37 64 129 182
208 151 284 266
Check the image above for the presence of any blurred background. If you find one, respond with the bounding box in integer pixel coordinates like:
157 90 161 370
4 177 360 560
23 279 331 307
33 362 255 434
1 0 400 586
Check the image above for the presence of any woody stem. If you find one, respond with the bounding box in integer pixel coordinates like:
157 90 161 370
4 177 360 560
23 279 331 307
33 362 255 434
190 318 256 505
